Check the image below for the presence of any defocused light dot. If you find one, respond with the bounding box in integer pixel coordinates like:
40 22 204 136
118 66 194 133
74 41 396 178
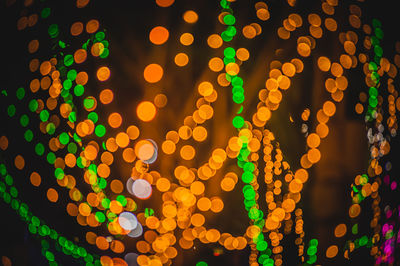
156 178 171 192
149 26 169 45
297 43 311 57
307 133 320 148
122 148 136 163
282 198 295 212
127 125 140 140
76 0 90 8
137 101 156 122
308 13 321 26
126 178 134 195
14 155 25 170
349 204 361 218
197 197 211 211
307 148 321 163
135 140 155 161
236 48 250 61
118 212 138 231
208 57 224 72
124 253 139 265
144 63 163 83
99 89 114 104
191 213 205 226
210 197 224 213
47 188 58 202
316 123 329 138
71 22 84 36
326 245 338 258
226 62 239 76
317 56 331 72
282 62 296 77
154 94 167 108
97 66 110 81
162 140 176 154
174 53 189 66
86 19 99 33
180 33 194 46
243 25 257 39
257 8 270 21
193 126 207 142
30 172 41 187
116 132 130 148
323 101 336 116
108 112 122 128
223 14 235 25
183 10 198 23
325 17 337 31
143 139 158 164
28 39 39 53
198 81 213 96
180 145 195 160
156 0 174 7
207 34 223 48
128 222 143 238
91 42 104 57
132 179 152 199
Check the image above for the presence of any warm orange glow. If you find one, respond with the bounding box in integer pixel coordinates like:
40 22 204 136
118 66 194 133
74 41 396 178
174 53 189 67
99 89 114 104
97 66 110 81
137 101 157 122
143 63 163 83
149 26 169 45
108 112 122 128
183 10 198 23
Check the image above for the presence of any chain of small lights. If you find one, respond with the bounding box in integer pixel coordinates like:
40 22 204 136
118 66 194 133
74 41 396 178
227 0 348 264
27 20 136 246
261 133 292 265
368 19 385 262
366 20 400 265
315 2 397 261
218 0 275 265
5 2 143 263
0 163 100 265
344 18 385 260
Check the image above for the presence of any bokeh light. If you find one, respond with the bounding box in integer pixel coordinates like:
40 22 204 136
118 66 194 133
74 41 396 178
1 1 400 265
